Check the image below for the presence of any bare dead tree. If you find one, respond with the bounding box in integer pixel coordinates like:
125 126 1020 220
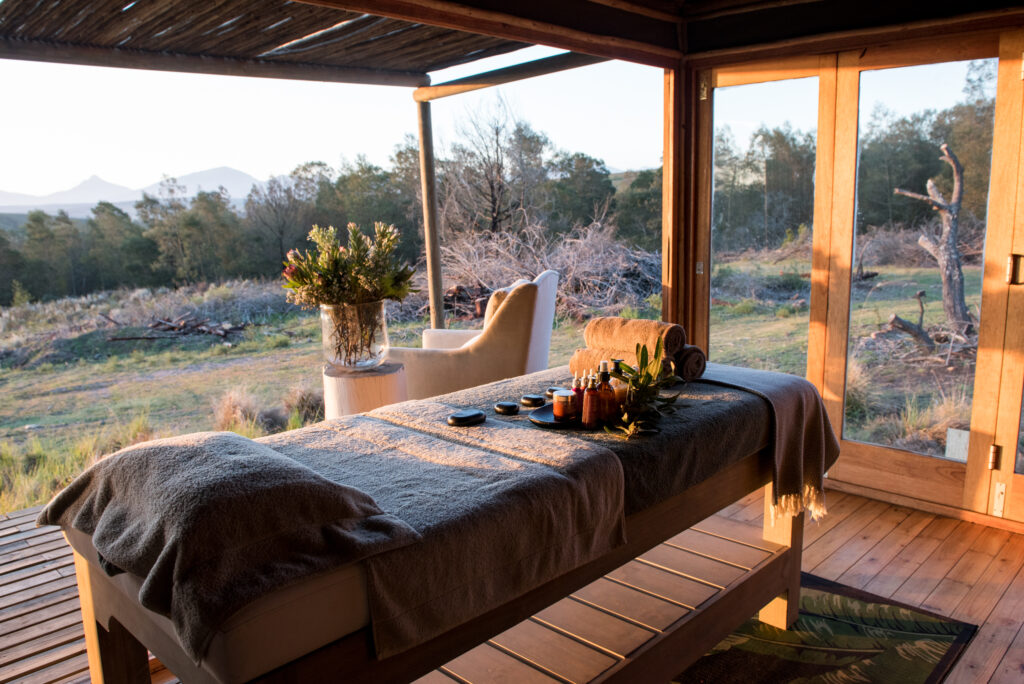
893 143 973 332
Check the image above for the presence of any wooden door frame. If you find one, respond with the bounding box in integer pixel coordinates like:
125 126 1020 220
988 30 1024 520
687 30 1022 514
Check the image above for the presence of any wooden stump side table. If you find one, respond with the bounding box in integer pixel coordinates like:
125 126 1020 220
323 362 407 419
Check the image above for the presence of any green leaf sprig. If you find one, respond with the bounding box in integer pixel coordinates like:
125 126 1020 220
282 222 415 308
605 337 682 439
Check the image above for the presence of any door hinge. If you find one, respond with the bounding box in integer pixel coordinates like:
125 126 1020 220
989 444 1002 470
1007 254 1024 285
994 482 1007 518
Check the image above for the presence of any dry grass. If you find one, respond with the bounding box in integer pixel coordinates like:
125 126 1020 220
441 222 661 319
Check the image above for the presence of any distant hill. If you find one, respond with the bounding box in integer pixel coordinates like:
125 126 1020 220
0 167 263 218
0 213 28 236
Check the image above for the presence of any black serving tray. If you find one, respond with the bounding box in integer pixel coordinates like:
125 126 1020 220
528 404 580 429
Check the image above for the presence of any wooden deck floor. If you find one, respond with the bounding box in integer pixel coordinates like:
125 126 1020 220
3 490 1024 683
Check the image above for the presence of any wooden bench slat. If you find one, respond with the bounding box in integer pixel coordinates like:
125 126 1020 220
444 643 562 684
666 529 770 569
535 598 655 659
490 619 618 684
572 578 687 632
607 561 720 609
692 515 785 552
638 545 746 589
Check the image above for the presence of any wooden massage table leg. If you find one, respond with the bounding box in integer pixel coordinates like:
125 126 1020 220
73 551 151 684
757 483 805 629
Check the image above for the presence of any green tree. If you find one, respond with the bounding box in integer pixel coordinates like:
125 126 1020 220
0 231 26 305
547 151 615 233
614 167 662 251
85 202 160 290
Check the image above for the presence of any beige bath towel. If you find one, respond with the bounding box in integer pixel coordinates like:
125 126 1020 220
675 344 707 382
583 317 686 359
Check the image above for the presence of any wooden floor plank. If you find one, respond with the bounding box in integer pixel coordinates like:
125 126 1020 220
0 540 73 578
0 637 86 682
951 534 1024 625
8 651 88 684
945 560 1024 683
0 539 71 570
863 517 960 599
535 598 655 659
801 499 889 570
0 623 83 669
801 492 868 546
0 557 75 592
920 526 1011 616
0 610 84 656
0 575 78 612
810 505 910 581
0 596 80 639
607 561 719 609
571 578 687 632
0 585 79 625
890 521 984 607
490 620 618 683
0 528 62 554
990 620 1024 684
836 510 934 590
443 643 561 684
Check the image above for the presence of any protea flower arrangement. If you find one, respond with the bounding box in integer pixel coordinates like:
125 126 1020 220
283 223 414 370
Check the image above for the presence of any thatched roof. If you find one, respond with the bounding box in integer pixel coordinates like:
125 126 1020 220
0 0 531 86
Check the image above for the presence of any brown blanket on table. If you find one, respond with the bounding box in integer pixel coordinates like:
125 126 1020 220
259 401 625 659
700 363 840 520
35 432 421 663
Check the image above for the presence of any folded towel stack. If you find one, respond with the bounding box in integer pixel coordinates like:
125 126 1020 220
568 317 707 381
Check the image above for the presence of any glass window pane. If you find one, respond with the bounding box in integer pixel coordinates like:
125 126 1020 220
710 77 818 375
844 59 996 459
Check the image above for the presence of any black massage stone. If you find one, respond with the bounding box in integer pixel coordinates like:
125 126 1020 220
494 401 520 416
521 394 546 408
544 387 566 399
447 409 486 427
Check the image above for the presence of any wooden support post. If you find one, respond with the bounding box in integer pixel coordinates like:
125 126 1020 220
74 551 150 684
417 99 445 330
758 483 804 629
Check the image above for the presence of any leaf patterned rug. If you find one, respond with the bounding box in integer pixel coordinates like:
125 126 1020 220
675 573 976 683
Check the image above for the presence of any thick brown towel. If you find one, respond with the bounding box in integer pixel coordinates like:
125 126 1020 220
676 344 707 382
583 317 686 359
569 347 672 378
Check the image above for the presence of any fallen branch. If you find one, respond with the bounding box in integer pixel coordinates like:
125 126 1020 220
888 313 935 352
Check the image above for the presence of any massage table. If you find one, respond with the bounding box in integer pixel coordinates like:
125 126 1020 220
59 366 835 684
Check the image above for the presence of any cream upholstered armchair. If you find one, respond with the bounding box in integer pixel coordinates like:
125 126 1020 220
386 270 559 400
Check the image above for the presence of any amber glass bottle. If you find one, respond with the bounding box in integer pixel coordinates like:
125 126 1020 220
597 361 617 422
581 376 600 430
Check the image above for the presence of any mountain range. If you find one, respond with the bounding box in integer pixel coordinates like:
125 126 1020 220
0 167 264 218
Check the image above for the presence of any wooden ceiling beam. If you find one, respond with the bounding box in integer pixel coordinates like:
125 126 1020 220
294 0 683 68
413 51 607 101
0 37 430 86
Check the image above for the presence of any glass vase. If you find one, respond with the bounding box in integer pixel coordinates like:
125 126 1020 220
320 301 389 371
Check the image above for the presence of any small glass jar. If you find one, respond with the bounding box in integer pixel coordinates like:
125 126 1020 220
552 390 577 422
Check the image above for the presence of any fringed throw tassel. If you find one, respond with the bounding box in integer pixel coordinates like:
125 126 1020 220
769 483 828 522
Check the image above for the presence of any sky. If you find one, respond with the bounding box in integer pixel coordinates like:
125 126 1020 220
0 46 664 197
1 50 989 198
714 60 988 148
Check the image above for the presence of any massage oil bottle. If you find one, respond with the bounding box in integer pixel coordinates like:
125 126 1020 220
581 376 600 430
597 361 617 423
